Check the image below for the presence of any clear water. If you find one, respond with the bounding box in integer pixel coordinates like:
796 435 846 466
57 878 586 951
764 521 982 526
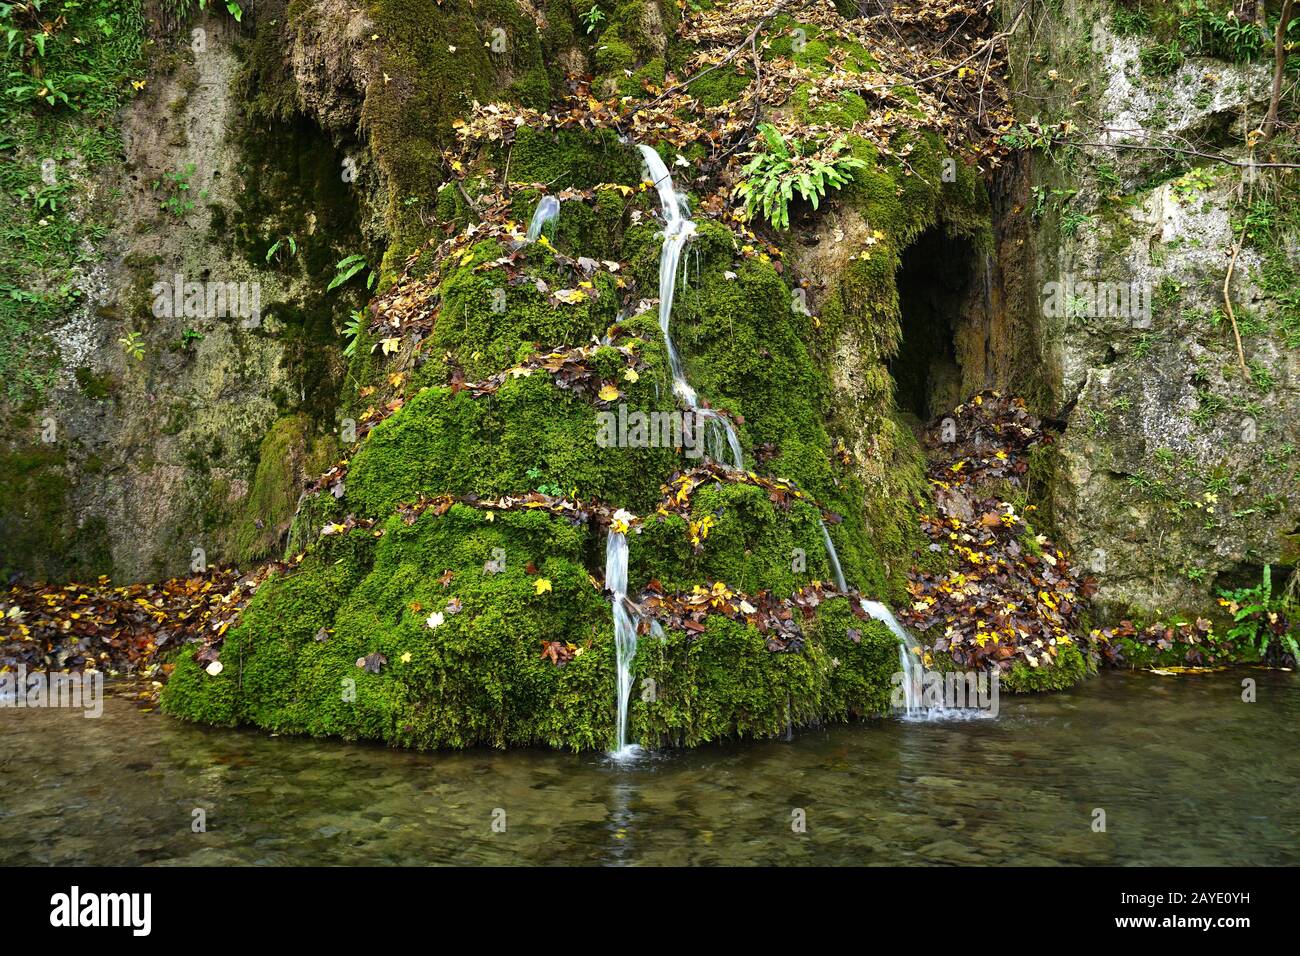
525 195 560 242
2 670 1295 865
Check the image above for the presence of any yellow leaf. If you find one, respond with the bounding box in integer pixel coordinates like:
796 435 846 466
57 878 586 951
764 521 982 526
400 652 412 664
534 577 553 595
622 368 639 383
598 383 621 402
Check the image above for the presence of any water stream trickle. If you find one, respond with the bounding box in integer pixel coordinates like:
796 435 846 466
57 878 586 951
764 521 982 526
818 519 847 593
860 599 924 716
606 529 642 760
526 195 561 242
636 144 743 472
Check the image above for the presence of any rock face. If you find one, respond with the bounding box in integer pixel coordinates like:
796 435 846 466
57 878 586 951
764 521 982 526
999 0 1300 621
2 9 371 582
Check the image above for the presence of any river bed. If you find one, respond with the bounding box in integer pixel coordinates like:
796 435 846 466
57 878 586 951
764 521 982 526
1 669 1296 865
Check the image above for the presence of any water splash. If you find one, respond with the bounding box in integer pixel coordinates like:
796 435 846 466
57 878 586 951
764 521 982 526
860 599 924 716
606 529 642 759
526 195 561 242
859 599 995 721
818 519 848 593
638 145 699 402
698 409 744 471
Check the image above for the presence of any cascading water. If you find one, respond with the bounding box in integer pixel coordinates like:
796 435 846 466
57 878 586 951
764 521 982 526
637 144 743 472
818 519 848 593
860 599 925 716
526 195 561 242
859 599 994 721
605 529 641 759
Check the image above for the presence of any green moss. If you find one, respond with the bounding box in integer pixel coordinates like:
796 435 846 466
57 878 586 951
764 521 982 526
348 355 680 517
73 366 114 400
0 446 111 583
238 9 299 123
230 414 339 565
503 126 640 190
635 597 897 746
357 0 548 254
165 512 900 750
1001 642 1093 692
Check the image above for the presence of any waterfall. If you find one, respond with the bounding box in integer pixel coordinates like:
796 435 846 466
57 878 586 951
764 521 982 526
698 409 744 471
818 518 847 593
637 144 743 472
526 195 561 242
860 599 925 716
606 530 641 758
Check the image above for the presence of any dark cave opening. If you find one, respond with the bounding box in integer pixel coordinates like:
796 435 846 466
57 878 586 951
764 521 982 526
890 227 981 421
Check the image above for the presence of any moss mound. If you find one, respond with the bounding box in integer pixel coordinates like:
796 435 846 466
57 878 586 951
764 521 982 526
159 2 1051 750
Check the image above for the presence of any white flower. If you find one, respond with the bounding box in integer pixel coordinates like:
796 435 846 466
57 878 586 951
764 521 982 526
426 611 445 629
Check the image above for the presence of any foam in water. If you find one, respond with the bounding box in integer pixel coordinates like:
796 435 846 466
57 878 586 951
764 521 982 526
526 195 561 242
859 599 924 715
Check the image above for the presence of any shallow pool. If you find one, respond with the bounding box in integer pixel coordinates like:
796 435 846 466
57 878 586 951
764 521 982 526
1 669 1296 865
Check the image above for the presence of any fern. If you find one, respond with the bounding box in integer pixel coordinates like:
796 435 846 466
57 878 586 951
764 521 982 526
1218 565 1300 664
732 124 866 230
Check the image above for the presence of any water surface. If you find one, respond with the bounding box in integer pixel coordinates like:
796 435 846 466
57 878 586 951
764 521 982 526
1 670 1296 865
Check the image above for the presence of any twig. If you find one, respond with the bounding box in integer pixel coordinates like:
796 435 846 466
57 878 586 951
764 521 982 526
456 181 481 216
1059 132 1300 170
1223 181 1253 377
854 1 1027 95
718 35 766 162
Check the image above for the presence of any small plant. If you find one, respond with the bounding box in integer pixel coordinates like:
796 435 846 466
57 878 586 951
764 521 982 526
1110 5 1149 36
181 328 204 350
327 253 375 292
733 124 866 230
579 4 604 34
1170 167 1215 203
1218 565 1299 666
341 308 366 357
1060 209 1092 238
526 467 564 497
163 0 244 23
1178 0 1265 62
153 163 197 219
265 235 297 263
1095 163 1123 197
118 330 145 361
1139 39 1184 77
1248 360 1275 392
31 178 72 213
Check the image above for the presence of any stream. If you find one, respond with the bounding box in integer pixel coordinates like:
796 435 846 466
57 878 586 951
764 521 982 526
2 670 1296 865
